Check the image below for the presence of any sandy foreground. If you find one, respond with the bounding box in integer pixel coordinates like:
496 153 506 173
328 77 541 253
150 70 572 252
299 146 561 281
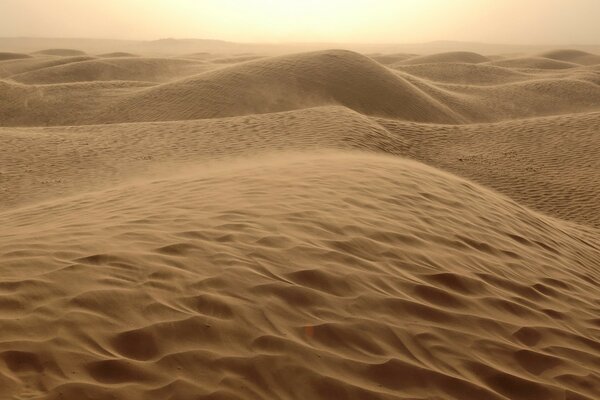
0 46 599 400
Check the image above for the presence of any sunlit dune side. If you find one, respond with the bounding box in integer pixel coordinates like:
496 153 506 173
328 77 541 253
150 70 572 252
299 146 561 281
0 153 599 400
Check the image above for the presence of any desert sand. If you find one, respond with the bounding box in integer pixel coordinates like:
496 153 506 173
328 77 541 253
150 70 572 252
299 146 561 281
0 42 599 400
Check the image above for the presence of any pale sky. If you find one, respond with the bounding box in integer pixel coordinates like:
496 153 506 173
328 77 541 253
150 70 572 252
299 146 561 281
1 0 599 44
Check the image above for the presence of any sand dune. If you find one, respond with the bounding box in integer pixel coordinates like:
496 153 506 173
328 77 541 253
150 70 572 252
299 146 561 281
394 62 530 85
0 55 96 78
0 52 31 61
540 49 600 66
98 52 138 58
2 49 598 127
401 51 490 65
1 45 600 400
367 53 416 65
425 77 600 121
0 106 405 209
101 50 462 124
9 57 210 84
33 48 87 56
0 79 153 127
487 57 581 70
377 111 600 227
1 152 599 400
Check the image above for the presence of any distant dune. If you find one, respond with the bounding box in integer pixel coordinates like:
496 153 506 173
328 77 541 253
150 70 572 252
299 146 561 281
1 44 600 400
367 53 416 65
401 51 490 65
541 49 600 65
33 48 87 56
9 57 210 84
98 51 138 58
0 52 31 61
0 55 96 78
394 62 530 85
487 56 580 70
2 49 599 126
102 50 463 124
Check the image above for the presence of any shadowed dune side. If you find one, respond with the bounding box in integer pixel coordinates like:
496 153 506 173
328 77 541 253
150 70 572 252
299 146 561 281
400 51 490 65
376 111 600 227
540 49 600 66
0 52 31 61
33 48 87 56
0 153 598 400
9 57 212 84
0 106 408 210
101 50 464 124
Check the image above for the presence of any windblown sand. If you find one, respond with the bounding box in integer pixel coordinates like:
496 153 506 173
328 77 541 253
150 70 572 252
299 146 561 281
1 46 599 400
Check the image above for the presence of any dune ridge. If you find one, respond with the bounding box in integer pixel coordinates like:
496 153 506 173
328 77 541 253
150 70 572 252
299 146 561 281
1 49 599 127
1 46 600 400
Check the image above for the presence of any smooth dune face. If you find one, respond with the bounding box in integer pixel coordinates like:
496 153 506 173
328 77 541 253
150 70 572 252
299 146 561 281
1 43 600 400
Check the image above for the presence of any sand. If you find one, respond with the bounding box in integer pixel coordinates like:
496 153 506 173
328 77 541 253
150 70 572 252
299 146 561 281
0 44 599 400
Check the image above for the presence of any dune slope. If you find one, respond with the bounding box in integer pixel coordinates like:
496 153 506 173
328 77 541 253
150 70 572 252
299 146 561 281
2 49 600 126
1 152 599 400
103 50 463 124
377 111 600 227
0 106 406 209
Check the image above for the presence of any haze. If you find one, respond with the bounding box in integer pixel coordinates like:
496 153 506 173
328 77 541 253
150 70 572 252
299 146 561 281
1 0 599 44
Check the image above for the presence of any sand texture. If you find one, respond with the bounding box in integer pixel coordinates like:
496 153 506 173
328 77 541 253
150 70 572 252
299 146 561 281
1 46 599 400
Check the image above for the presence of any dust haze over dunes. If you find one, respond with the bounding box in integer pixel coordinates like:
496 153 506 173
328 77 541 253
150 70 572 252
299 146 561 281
1 36 600 400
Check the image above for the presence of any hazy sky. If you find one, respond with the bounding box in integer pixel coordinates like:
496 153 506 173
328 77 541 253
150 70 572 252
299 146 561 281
1 0 599 44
